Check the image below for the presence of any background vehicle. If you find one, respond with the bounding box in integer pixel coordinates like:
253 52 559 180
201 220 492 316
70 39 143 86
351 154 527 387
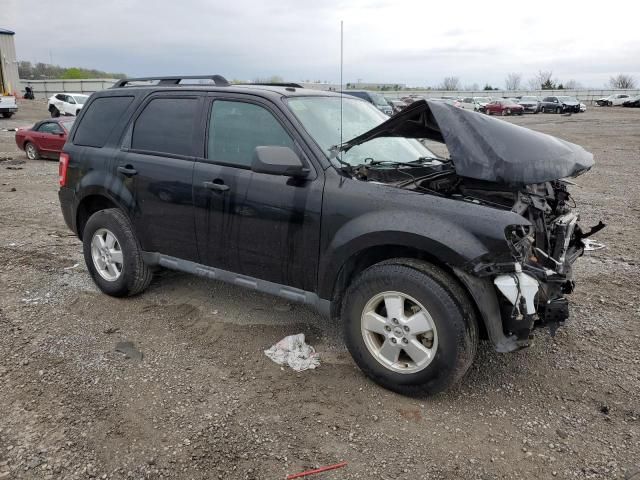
15 117 75 160
459 97 491 112
596 94 631 106
0 93 17 118
485 99 524 115
622 95 640 107
387 99 407 114
580 102 587 112
518 96 541 113
343 90 393 115
47 93 89 117
58 75 595 396
540 96 580 113
0 31 18 118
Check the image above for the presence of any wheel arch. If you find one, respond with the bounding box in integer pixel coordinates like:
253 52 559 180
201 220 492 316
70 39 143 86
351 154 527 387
75 185 135 240
326 244 489 341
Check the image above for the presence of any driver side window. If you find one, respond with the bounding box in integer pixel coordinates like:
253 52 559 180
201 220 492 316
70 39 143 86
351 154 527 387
207 100 294 168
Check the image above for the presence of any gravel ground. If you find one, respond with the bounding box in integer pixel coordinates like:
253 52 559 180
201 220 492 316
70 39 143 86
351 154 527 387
0 100 638 480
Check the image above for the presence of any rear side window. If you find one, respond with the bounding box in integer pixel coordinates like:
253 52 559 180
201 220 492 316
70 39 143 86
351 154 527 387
132 98 198 156
73 96 134 148
207 100 294 168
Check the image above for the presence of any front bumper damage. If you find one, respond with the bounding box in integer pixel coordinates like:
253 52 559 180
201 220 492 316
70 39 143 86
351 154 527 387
457 209 604 352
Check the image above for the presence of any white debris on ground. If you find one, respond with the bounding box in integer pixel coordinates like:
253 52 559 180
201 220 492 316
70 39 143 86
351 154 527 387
264 334 320 372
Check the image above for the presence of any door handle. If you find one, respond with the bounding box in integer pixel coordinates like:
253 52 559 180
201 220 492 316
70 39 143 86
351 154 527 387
203 181 230 192
117 165 138 177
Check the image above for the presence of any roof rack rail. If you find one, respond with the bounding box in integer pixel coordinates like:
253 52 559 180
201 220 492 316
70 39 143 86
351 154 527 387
243 82 304 88
112 75 230 88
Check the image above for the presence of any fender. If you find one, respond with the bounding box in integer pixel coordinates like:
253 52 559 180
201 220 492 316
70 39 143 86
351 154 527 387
317 208 506 300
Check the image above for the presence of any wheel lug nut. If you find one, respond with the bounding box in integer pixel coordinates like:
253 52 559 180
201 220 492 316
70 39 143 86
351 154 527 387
403 326 410 332
384 326 391 332
391 338 397 344
402 338 408 344
392 318 399 325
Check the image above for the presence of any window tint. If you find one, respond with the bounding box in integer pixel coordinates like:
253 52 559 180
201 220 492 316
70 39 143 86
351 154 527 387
208 100 294 168
132 98 198 156
38 122 63 134
74 96 134 148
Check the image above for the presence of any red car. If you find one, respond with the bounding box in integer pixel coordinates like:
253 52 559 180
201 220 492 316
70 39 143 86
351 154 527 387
485 99 524 116
15 117 75 160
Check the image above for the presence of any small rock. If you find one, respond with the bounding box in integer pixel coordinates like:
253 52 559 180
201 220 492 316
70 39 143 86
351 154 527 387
556 429 568 439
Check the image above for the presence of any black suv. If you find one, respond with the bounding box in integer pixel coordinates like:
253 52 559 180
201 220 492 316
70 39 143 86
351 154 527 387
58 75 602 395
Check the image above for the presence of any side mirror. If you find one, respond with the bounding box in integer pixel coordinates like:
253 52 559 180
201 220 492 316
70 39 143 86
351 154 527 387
251 146 309 178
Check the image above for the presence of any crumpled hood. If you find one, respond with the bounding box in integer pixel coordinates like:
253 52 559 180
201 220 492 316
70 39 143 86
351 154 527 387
338 99 594 185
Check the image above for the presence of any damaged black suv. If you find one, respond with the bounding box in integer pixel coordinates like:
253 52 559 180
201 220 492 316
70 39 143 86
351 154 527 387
58 75 603 395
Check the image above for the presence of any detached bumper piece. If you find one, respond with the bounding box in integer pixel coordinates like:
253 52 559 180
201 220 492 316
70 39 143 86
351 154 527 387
494 269 540 342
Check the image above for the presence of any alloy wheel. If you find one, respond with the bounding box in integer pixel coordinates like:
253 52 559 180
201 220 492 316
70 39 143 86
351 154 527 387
90 228 124 281
25 143 37 160
360 291 438 374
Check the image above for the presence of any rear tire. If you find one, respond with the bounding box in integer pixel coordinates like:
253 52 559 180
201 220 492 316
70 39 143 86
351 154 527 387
342 260 478 396
24 142 40 160
49 106 60 118
82 208 152 297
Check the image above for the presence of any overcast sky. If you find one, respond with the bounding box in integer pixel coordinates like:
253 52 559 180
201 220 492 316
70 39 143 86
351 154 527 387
4 0 640 88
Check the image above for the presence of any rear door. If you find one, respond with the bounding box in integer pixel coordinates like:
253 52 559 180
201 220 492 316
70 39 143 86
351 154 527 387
119 94 203 261
192 95 323 291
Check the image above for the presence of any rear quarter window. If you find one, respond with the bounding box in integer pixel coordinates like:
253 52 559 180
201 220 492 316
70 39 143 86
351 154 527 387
73 96 134 148
131 97 198 156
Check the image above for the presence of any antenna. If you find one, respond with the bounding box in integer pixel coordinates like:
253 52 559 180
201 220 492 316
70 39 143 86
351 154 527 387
340 20 344 149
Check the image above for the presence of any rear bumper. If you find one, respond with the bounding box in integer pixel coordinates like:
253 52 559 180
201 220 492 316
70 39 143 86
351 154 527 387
0 107 17 113
58 187 77 235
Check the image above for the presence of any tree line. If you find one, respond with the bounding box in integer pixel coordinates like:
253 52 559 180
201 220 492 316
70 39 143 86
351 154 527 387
18 61 126 80
437 72 636 91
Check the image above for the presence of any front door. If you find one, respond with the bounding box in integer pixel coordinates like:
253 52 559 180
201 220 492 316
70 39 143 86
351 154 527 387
193 96 323 291
118 94 203 261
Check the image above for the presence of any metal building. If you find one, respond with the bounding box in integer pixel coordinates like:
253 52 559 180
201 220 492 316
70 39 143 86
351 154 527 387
0 28 20 96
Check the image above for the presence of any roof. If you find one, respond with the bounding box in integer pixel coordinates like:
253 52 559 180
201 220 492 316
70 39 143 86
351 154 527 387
102 82 344 99
0 28 15 35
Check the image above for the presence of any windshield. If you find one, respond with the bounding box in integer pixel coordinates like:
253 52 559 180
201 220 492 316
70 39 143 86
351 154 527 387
521 96 538 102
558 96 578 102
368 92 389 107
473 97 491 103
72 95 89 104
287 96 437 166
503 99 518 105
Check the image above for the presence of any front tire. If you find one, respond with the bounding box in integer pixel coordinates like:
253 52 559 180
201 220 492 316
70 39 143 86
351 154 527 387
49 105 60 118
24 142 40 160
2 112 13 118
556 107 562 114
82 208 152 297
342 260 478 395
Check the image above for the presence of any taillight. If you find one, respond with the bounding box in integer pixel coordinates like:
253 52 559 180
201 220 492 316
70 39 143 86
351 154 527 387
59 152 70 186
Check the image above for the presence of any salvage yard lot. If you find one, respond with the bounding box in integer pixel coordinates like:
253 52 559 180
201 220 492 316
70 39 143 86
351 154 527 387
1 100 639 479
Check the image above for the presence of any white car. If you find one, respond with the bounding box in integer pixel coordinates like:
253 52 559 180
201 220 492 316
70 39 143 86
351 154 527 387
580 103 586 112
0 94 17 118
459 96 492 112
596 94 630 107
47 93 90 117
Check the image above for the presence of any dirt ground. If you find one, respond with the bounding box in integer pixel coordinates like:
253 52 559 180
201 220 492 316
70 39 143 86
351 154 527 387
0 99 639 480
